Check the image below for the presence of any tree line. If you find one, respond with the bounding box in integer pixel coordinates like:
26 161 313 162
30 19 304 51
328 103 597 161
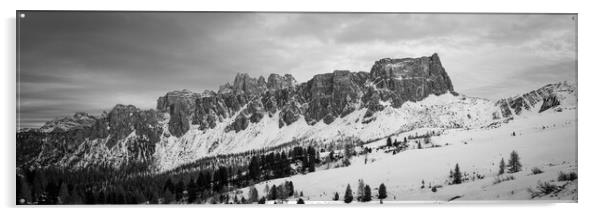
16 145 321 205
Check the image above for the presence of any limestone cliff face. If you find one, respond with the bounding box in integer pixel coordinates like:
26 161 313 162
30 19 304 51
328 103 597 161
361 53 455 120
168 101 190 137
369 53 454 105
298 70 370 125
156 53 457 131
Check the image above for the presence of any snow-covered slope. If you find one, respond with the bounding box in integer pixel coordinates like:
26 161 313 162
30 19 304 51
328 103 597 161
153 92 500 171
231 107 577 202
152 80 576 171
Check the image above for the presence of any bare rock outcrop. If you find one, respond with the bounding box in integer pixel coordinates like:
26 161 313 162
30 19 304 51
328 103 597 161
168 101 190 137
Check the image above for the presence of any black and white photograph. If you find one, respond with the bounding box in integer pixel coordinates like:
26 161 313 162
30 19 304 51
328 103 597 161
15 11 578 205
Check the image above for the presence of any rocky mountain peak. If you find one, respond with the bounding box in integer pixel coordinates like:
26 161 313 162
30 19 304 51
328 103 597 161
218 73 268 96
158 54 458 132
267 73 297 91
156 89 206 115
367 53 454 104
39 111 97 133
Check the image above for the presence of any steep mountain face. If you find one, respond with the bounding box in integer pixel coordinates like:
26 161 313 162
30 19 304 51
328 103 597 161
369 54 454 104
18 105 163 168
157 53 455 134
494 81 576 119
16 53 576 172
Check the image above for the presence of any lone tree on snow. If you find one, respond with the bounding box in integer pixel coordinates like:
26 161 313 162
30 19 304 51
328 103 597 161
378 183 387 200
498 158 506 175
452 163 463 184
333 192 339 201
344 184 353 203
508 150 522 173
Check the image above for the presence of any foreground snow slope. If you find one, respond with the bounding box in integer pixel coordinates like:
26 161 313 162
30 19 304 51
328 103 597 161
237 108 577 202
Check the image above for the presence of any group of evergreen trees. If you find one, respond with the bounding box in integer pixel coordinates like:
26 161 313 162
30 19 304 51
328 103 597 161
445 150 522 187
385 137 406 148
498 150 522 175
341 180 387 204
17 145 319 205
267 181 295 201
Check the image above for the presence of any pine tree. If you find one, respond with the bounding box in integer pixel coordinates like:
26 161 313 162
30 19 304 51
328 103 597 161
187 179 198 203
498 158 506 175
164 178 175 194
16 175 22 204
84 190 96 204
333 192 339 201
285 181 294 197
248 156 260 181
45 180 59 204
363 185 372 202
17 176 32 204
57 182 70 204
248 185 259 203
175 179 185 201
297 198 305 204
196 173 206 191
133 190 146 204
70 190 83 204
378 183 387 200
386 137 392 147
97 191 107 204
344 184 353 203
31 170 46 204
344 143 354 160
308 147 316 172
508 150 522 173
277 184 287 200
150 191 160 204
452 163 463 184
163 190 175 204
269 185 277 200
356 179 365 201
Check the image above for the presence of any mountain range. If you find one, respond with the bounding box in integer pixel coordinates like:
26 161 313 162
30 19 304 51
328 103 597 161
16 53 577 172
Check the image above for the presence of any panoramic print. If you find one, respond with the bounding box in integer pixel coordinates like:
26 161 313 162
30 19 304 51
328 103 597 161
16 12 577 204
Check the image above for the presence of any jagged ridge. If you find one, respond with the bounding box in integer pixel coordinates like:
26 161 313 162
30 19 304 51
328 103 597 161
16 53 576 172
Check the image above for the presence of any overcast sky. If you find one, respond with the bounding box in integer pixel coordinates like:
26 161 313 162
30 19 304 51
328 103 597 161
17 12 577 128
